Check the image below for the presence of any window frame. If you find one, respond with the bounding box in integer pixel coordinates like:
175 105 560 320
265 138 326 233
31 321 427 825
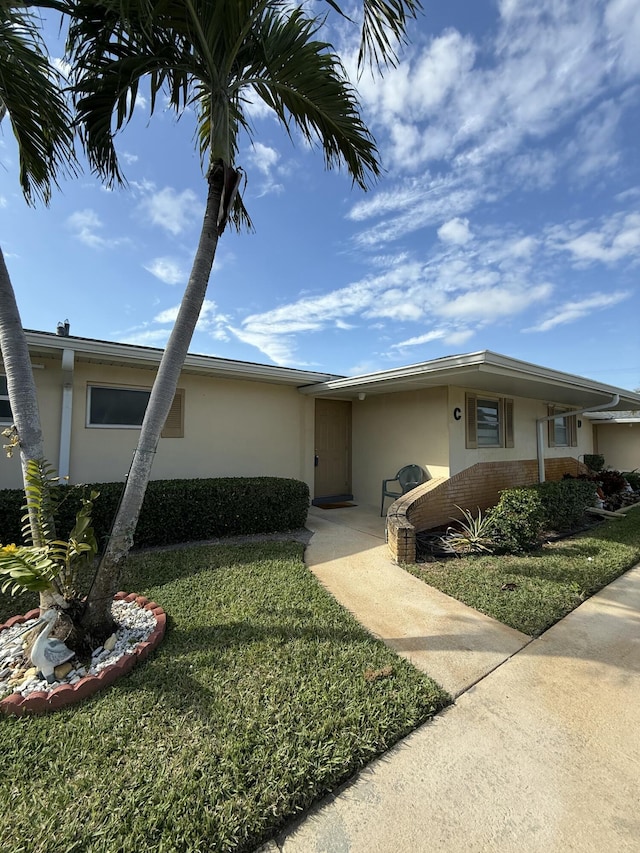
86 384 184 437
0 375 12 423
465 393 514 450
547 405 577 448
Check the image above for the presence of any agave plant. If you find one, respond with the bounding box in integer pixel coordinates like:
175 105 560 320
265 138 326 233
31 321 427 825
440 506 495 556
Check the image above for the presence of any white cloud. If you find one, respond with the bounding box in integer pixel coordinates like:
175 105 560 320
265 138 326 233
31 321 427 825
66 209 124 249
343 1 640 251
605 0 640 77
550 213 640 264
139 187 200 235
438 217 472 245
524 291 630 332
153 306 180 324
144 257 186 285
249 142 279 176
435 283 553 322
153 299 220 330
392 329 447 348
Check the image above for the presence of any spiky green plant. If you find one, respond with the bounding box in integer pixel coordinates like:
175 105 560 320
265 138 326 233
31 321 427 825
440 506 495 556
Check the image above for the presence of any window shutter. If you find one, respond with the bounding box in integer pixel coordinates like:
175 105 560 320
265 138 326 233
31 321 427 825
504 398 514 448
569 415 578 447
547 405 556 447
466 393 477 449
161 388 184 438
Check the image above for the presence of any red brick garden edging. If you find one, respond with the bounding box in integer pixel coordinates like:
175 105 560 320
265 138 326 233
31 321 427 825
0 593 166 717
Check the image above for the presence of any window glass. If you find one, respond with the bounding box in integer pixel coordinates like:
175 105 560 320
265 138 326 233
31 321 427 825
88 386 150 427
0 376 11 421
477 399 500 446
553 416 569 446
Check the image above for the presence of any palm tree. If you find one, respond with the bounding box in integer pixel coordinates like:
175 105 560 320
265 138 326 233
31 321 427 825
66 0 383 630
0 3 76 553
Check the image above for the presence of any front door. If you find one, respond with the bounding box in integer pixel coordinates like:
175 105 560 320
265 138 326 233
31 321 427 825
314 399 352 500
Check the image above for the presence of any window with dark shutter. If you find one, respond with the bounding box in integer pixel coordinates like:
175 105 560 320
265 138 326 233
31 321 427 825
465 393 514 449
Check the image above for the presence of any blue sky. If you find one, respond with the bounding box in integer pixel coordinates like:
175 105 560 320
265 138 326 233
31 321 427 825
2 0 640 389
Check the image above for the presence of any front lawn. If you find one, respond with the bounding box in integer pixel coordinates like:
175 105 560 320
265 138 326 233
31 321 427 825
0 541 449 853
407 507 640 636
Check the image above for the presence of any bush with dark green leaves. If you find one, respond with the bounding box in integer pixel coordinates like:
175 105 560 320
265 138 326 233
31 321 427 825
0 477 309 551
533 479 596 531
486 487 546 554
623 470 640 491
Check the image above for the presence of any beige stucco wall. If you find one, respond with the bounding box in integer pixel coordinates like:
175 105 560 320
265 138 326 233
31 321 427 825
69 362 315 486
1 354 316 492
351 387 449 508
0 355 63 491
448 387 595 476
594 422 640 472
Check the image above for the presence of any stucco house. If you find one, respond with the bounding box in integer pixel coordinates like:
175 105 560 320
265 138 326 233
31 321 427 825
585 411 640 473
2 328 640 562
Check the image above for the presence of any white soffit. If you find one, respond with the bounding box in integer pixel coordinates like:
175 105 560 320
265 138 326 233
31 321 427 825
299 351 640 410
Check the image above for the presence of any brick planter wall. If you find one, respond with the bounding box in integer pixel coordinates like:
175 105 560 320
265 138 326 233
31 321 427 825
386 457 588 564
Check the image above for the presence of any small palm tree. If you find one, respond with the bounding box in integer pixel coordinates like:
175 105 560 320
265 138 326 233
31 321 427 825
67 0 383 630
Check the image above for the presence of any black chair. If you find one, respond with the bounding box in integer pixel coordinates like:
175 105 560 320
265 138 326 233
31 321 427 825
380 464 428 516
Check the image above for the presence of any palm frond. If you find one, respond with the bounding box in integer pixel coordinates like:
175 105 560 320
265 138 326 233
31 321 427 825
0 5 77 205
324 0 422 72
243 7 380 189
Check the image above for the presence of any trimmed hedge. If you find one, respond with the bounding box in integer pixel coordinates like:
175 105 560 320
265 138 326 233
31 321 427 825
532 479 597 531
487 478 597 554
0 477 310 550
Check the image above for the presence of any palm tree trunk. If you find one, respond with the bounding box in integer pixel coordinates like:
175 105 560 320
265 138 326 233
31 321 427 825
81 162 226 632
0 247 64 611
0 248 46 535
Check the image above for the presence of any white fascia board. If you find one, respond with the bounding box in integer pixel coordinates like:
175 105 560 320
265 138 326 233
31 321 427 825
24 330 337 387
299 349 640 408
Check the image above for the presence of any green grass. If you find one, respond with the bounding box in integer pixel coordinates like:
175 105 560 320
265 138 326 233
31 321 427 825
0 542 449 853
408 507 640 636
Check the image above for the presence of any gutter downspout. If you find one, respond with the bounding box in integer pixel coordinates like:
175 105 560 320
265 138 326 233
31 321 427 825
58 348 74 481
536 394 620 482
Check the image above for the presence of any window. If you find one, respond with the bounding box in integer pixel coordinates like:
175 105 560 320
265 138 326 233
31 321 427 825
466 393 514 449
0 376 12 423
87 385 184 437
547 405 577 447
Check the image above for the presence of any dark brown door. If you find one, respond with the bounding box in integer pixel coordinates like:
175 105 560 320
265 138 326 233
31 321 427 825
314 399 352 499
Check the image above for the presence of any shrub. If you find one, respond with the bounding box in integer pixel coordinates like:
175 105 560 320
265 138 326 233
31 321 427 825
533 479 596 531
583 454 605 473
597 469 628 497
623 470 640 491
0 477 310 551
487 488 545 554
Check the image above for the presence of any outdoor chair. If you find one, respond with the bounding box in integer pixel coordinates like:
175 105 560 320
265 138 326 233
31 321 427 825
380 464 428 516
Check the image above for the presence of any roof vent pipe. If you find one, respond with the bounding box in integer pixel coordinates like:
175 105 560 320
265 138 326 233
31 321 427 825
56 319 70 337
536 394 620 482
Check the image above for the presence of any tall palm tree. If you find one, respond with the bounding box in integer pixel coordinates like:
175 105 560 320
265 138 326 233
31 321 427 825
0 3 76 552
67 0 382 630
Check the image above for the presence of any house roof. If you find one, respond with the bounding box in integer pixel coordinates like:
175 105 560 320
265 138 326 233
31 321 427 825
16 332 640 411
22 329 338 387
298 350 640 410
584 411 640 423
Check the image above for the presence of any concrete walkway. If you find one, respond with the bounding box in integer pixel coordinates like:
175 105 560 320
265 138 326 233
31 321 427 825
265 505 640 852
